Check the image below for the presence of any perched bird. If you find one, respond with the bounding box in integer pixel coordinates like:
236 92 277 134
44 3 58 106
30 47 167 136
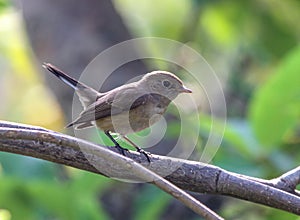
43 63 192 161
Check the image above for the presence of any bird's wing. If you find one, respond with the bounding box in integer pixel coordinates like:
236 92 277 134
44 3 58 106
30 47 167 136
67 85 149 127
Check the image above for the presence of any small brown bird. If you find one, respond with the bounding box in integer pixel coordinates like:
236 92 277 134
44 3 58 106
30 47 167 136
43 63 192 161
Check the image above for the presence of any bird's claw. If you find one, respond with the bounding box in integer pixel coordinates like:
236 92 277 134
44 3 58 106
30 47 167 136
136 147 152 163
114 144 129 156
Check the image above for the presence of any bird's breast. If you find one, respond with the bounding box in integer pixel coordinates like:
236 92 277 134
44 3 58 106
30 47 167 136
96 94 171 135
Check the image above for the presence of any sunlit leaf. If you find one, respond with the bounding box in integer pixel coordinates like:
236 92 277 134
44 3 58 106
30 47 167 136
0 11 64 131
0 209 11 220
249 46 300 147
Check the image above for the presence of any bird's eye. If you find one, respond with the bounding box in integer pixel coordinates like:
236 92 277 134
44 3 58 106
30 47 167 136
162 80 171 88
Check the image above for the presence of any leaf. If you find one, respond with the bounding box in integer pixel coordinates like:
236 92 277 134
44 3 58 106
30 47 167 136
249 46 300 147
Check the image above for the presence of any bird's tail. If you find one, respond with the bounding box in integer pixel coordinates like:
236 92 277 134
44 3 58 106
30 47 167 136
43 63 101 108
43 63 83 90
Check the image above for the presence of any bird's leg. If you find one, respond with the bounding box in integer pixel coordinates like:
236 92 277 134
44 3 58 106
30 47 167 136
105 131 128 156
122 136 152 163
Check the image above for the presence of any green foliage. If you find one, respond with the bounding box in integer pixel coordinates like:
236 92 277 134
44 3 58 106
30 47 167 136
1 0 300 219
133 186 171 220
199 115 267 176
249 46 300 147
115 0 189 39
0 0 10 11
0 164 111 220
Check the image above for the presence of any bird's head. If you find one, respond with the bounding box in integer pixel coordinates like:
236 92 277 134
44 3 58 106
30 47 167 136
141 71 192 100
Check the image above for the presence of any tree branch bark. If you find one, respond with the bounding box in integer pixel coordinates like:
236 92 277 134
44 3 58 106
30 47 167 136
0 121 299 216
0 121 222 220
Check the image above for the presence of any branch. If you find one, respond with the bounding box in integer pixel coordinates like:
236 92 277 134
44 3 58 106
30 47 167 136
270 166 300 196
0 121 221 220
0 121 299 215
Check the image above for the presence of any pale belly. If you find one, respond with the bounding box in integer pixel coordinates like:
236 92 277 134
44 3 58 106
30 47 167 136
96 103 166 135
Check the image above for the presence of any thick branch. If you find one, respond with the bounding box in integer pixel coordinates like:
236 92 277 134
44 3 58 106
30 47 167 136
0 121 299 215
0 121 221 220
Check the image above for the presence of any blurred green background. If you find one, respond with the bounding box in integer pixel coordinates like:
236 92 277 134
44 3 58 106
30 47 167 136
0 0 299 219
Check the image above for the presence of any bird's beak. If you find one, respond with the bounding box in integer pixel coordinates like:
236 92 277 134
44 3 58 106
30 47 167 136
181 85 192 93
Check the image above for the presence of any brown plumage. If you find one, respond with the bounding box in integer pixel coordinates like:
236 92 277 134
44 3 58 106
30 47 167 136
43 63 192 161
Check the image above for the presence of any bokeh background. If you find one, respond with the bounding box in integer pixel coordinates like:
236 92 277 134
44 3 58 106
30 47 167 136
0 0 299 219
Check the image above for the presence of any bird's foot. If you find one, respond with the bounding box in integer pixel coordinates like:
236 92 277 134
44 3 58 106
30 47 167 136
114 144 129 156
136 147 152 163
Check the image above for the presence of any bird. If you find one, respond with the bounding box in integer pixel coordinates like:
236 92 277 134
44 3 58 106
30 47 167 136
43 63 192 161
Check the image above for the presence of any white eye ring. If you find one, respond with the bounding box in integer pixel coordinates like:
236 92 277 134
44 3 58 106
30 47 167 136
162 80 171 88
